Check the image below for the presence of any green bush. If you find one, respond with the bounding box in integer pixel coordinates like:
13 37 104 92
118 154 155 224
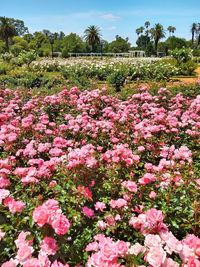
61 48 70 58
107 69 127 92
0 63 9 75
178 60 197 76
171 47 193 63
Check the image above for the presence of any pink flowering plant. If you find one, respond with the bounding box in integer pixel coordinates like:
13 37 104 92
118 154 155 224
0 86 199 266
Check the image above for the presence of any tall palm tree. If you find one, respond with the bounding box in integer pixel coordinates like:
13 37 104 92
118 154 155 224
144 21 150 37
150 23 165 53
84 25 101 52
167 26 176 36
136 28 141 36
0 16 16 51
167 26 173 36
197 23 200 46
145 21 150 29
171 26 176 35
136 27 144 37
191 23 197 44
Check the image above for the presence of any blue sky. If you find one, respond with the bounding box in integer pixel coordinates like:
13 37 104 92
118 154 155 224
1 0 200 45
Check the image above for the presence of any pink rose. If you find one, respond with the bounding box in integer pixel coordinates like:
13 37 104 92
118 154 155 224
146 208 164 224
1 259 18 267
129 243 146 256
23 258 41 267
0 229 5 240
122 181 137 193
146 247 166 267
0 189 10 203
82 206 94 218
33 205 48 227
51 260 70 267
149 191 157 199
4 198 25 214
101 242 118 262
116 240 129 256
51 213 70 235
40 236 58 255
16 244 34 263
94 201 106 212
144 234 162 248
187 257 200 267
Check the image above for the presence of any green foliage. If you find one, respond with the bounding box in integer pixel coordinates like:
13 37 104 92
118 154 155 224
0 40 6 53
178 60 197 76
107 69 127 91
62 33 86 54
11 50 37 67
0 63 9 74
165 36 188 50
108 35 131 53
171 47 193 63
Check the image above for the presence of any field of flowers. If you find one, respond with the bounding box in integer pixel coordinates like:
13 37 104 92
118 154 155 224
0 85 200 266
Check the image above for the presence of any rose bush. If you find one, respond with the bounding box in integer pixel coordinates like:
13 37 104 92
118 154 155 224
0 86 199 266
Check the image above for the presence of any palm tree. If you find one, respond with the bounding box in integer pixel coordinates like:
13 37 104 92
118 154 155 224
136 27 144 37
167 26 173 36
0 16 16 51
84 25 101 52
145 21 150 29
144 21 150 37
150 23 165 53
167 26 176 36
171 26 176 35
197 23 200 46
191 23 197 44
136 28 141 36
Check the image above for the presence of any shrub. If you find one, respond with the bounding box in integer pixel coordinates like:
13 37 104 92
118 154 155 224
178 60 197 76
0 87 199 266
171 47 193 63
107 69 127 91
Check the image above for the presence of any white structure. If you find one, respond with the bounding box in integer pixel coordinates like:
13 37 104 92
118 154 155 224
67 51 146 58
129 50 145 57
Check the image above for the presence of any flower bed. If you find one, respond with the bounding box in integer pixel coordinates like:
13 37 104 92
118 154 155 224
0 86 199 266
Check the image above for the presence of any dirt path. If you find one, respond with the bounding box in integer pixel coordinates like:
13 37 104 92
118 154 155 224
172 67 200 85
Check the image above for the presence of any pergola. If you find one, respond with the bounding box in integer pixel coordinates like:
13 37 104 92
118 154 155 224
129 50 145 57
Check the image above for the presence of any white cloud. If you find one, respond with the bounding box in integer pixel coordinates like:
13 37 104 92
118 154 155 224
106 26 117 31
99 13 120 21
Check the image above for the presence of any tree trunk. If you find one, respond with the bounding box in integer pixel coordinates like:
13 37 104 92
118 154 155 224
192 31 194 44
155 39 158 55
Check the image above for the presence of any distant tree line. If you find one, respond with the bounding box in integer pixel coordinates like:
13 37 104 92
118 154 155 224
0 16 199 57
135 21 200 55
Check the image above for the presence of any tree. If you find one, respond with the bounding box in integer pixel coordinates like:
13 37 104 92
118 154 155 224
167 26 173 36
23 33 33 43
59 31 65 40
191 23 197 44
167 26 176 37
10 36 29 56
144 21 150 30
29 32 47 54
135 27 144 37
165 36 187 50
171 27 176 35
9 18 28 36
0 17 16 51
62 33 86 53
136 35 150 50
84 25 101 52
196 23 200 46
150 23 165 53
108 36 131 53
